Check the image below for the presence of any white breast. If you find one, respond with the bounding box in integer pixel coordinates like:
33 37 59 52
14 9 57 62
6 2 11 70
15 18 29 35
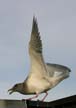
27 76 51 94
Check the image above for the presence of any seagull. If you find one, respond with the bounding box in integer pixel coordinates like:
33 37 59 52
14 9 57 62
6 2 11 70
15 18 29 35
8 17 71 101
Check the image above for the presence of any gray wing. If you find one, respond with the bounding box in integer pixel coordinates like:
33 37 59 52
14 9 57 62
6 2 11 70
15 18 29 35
28 17 47 78
46 63 71 77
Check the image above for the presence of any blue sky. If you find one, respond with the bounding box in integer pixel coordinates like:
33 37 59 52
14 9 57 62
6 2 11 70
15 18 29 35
0 0 76 101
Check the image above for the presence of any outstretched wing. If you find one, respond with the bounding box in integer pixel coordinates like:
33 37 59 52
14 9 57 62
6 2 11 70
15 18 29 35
46 63 71 77
29 17 42 54
28 17 47 78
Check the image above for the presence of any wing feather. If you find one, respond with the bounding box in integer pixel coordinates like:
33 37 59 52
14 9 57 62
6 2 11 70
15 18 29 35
29 17 42 54
46 63 71 77
28 17 47 78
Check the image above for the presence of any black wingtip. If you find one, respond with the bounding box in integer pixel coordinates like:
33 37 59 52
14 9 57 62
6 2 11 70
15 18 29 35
32 16 39 33
68 68 71 72
33 15 37 23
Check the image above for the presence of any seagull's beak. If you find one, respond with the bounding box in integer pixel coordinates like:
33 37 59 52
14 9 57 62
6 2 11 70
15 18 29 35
8 88 14 95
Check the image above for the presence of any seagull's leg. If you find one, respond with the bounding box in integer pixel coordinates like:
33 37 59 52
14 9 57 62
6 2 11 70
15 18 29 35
26 93 39 100
41 92 48 101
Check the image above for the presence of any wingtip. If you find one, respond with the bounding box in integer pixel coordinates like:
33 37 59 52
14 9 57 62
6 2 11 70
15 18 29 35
33 16 38 26
33 15 37 22
31 16 39 34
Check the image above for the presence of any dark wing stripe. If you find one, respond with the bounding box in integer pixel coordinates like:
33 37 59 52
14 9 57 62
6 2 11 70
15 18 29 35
29 17 42 53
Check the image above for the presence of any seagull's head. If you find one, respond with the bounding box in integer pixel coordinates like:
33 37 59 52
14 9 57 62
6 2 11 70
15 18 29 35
8 83 23 94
